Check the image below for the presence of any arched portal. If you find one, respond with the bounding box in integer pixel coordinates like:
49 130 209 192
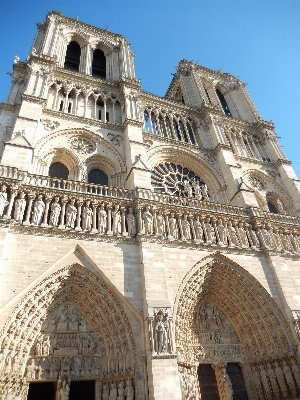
0 263 137 399
174 253 300 400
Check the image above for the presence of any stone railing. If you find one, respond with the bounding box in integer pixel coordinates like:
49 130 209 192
0 169 300 254
0 166 134 200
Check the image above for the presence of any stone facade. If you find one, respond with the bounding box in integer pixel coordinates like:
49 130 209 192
0 11 300 400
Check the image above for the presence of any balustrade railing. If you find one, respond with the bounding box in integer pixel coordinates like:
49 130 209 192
0 167 300 252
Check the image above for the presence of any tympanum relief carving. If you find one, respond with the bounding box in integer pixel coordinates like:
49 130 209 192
178 302 243 367
26 304 102 381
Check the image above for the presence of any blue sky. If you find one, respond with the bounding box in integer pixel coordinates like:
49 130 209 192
1 0 300 176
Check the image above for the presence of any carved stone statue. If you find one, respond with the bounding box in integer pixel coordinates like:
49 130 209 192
82 201 93 231
226 221 239 247
204 217 215 244
142 206 153 234
31 194 45 225
117 381 125 400
181 214 191 240
168 213 178 239
237 222 249 247
14 192 26 222
201 183 209 201
66 198 77 228
26 359 37 379
126 207 136 236
58 380 70 400
98 203 107 233
112 205 121 235
156 210 165 236
124 379 134 400
217 219 227 245
248 224 260 248
0 185 7 217
102 384 109 400
49 197 61 227
154 310 168 354
183 179 193 197
193 181 201 198
109 382 117 400
193 216 203 241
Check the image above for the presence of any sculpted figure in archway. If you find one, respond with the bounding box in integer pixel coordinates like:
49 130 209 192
112 204 121 235
124 379 134 400
49 196 61 227
126 207 136 236
181 214 191 240
168 212 178 239
142 205 153 234
156 210 165 236
14 192 26 222
31 194 45 225
98 203 107 233
0 184 7 217
66 198 77 228
193 216 203 241
82 201 93 231
155 310 168 354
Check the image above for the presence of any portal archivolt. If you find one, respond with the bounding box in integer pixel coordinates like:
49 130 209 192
0 263 137 399
174 253 300 399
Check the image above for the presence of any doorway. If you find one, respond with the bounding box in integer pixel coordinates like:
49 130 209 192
69 380 95 400
197 364 220 400
27 382 56 400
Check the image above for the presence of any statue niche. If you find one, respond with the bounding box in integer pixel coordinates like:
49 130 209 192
192 302 244 364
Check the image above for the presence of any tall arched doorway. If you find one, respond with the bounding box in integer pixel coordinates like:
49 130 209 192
0 263 137 399
174 254 300 400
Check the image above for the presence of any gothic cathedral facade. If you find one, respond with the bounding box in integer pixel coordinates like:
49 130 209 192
0 11 300 400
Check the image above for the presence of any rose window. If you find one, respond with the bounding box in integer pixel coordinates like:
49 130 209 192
151 163 209 199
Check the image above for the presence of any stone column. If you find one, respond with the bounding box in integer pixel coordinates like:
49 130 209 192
41 195 52 227
91 202 98 233
107 205 112 235
58 197 68 230
75 200 83 231
23 193 35 226
121 206 127 236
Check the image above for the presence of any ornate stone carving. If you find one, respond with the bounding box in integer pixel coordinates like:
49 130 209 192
142 206 153 234
70 137 95 154
31 194 45 225
248 175 266 191
98 203 107 234
49 196 61 227
0 184 7 217
82 201 93 231
13 192 26 222
65 198 77 229
41 118 60 131
126 207 136 236
151 162 209 199
107 132 123 146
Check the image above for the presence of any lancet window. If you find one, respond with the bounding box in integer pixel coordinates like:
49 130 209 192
143 108 197 145
64 41 81 72
226 129 271 162
46 81 122 125
92 49 106 79
151 163 209 199
216 88 231 116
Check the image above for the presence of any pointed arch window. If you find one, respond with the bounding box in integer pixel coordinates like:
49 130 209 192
92 49 106 79
267 201 278 214
64 41 81 71
216 88 232 116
